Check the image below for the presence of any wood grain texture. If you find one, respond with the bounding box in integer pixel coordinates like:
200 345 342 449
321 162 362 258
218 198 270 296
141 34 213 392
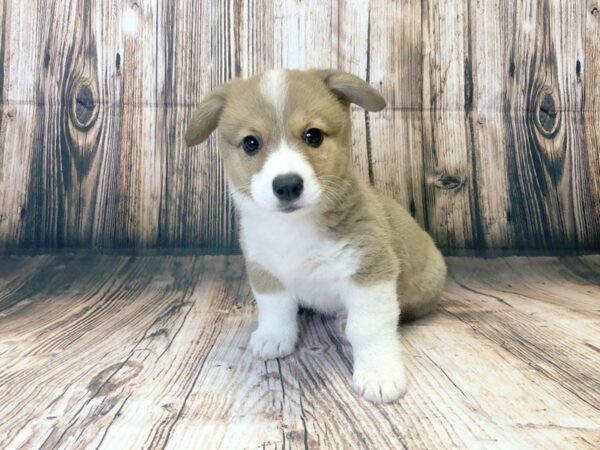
0 0 599 251
588 1 600 112
0 254 599 448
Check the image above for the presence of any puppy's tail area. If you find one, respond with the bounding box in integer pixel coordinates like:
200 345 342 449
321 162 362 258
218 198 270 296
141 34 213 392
399 248 447 323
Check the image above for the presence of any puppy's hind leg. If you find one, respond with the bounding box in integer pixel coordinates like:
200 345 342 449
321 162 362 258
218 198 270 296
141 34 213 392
400 246 447 321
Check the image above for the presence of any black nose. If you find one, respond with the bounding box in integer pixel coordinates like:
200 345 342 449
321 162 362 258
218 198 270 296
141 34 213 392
272 173 304 201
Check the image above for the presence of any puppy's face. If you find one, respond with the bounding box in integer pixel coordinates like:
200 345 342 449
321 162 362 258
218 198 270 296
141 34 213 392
186 69 385 214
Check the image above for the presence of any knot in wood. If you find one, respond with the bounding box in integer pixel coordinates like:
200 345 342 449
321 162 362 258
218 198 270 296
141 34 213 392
72 84 97 131
434 174 464 191
535 91 560 137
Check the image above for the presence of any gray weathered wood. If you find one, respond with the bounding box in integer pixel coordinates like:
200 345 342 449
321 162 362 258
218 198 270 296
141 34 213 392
0 0 599 251
0 254 599 448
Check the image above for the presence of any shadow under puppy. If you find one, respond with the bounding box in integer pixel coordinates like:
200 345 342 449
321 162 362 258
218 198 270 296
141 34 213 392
186 69 447 403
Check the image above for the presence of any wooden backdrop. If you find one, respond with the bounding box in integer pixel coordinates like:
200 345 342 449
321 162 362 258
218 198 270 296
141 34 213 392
0 0 599 252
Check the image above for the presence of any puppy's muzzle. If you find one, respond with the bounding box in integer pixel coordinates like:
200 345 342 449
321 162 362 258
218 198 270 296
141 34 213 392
272 173 304 202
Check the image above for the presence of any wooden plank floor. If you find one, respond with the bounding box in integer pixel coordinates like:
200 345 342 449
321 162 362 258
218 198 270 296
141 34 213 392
0 254 598 449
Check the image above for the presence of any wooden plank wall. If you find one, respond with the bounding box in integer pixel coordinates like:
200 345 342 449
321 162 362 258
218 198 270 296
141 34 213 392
0 0 599 252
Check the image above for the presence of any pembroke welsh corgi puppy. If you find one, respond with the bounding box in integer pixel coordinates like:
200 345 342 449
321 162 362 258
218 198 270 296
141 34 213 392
186 69 447 403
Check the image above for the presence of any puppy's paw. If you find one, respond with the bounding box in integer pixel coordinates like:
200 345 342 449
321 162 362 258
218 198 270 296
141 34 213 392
352 359 407 403
249 329 297 360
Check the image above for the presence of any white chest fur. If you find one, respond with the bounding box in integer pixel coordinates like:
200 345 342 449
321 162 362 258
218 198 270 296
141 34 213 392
238 206 359 313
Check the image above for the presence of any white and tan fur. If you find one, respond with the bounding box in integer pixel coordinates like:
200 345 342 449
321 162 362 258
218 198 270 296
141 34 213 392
186 69 447 403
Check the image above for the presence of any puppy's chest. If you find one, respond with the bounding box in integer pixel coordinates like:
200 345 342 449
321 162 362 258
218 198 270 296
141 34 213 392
241 216 359 295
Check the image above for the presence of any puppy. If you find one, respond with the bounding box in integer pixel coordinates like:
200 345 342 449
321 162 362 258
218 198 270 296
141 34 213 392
186 69 447 403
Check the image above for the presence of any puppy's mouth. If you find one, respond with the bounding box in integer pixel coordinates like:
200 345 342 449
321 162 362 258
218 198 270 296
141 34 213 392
277 202 301 213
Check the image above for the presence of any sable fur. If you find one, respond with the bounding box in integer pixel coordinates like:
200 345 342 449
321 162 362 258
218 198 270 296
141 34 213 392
186 69 446 320
186 69 447 402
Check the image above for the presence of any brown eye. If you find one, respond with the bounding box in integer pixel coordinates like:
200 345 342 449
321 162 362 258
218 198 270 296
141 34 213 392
303 128 323 148
242 136 261 155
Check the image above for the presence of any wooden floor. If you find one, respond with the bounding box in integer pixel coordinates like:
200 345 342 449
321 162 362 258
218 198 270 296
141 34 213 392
0 255 599 449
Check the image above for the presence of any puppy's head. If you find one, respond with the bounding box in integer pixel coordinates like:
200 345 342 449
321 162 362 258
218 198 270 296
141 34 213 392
186 69 385 213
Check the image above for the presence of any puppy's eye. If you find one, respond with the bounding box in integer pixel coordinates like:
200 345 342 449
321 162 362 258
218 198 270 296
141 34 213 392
303 128 324 148
242 136 261 155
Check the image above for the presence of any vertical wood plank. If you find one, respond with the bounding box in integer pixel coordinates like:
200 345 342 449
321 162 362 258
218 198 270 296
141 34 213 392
0 0 42 105
581 133 600 251
580 1 600 248
368 1 428 227
0 0 6 104
155 0 239 249
467 0 600 251
114 1 161 247
421 0 478 248
586 1 600 112
238 0 275 77
273 0 337 69
21 0 88 246
0 105 35 247
4 0 127 248
1 0 124 106
499 0 597 250
465 0 516 249
337 0 370 184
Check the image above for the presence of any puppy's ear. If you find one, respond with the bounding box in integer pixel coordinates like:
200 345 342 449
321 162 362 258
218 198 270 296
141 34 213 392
313 69 386 112
185 84 229 147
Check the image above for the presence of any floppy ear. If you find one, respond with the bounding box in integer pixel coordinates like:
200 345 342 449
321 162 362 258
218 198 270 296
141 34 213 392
313 69 386 112
185 85 229 147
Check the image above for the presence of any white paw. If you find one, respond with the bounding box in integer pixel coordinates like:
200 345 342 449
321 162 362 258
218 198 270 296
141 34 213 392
352 359 407 403
249 330 297 360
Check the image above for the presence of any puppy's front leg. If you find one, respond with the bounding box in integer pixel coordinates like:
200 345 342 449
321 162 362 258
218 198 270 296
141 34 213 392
246 262 298 359
345 280 407 403
249 290 298 360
